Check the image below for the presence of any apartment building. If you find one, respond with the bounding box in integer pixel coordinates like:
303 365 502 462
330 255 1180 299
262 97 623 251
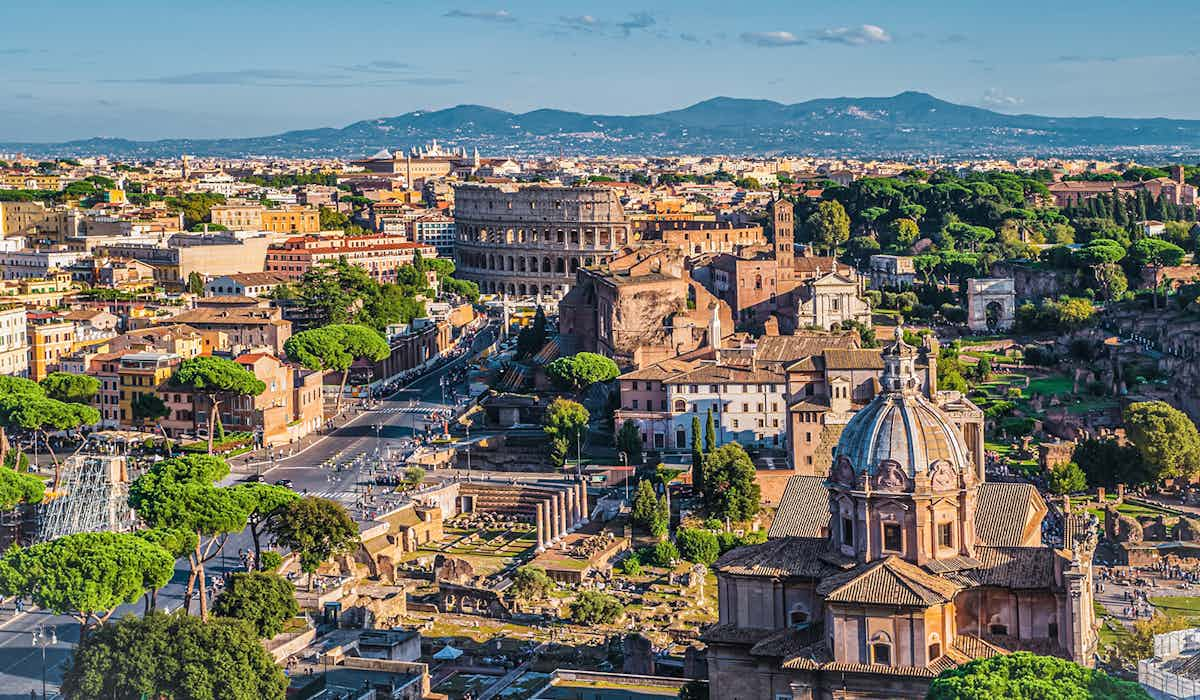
0 306 28 376
26 315 76 381
264 233 437 283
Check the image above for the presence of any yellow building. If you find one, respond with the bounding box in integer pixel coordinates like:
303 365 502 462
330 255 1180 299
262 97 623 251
0 272 78 308
27 317 76 381
117 351 180 426
0 174 63 190
261 205 319 234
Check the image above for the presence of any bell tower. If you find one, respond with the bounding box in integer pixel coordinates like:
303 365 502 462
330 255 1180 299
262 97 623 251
771 198 794 283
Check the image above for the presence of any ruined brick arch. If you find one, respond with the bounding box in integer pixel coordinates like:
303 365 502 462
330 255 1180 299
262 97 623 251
519 284 528 295
506 256 514 271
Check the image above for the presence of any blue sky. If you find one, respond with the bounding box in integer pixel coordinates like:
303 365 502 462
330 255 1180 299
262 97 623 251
2 0 1199 142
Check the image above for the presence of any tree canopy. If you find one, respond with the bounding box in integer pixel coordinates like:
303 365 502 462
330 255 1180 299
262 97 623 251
701 443 761 522
543 398 589 468
266 496 358 589
61 611 288 700
285 323 389 412
926 651 1150 700
0 531 173 630
172 356 266 454
40 371 100 404
1124 401 1200 481
569 590 624 626
545 352 620 391
211 571 300 638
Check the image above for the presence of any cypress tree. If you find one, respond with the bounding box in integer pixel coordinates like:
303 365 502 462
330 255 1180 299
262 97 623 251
691 415 704 492
705 409 717 453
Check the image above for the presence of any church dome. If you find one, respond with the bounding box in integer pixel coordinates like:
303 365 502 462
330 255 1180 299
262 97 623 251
832 332 971 483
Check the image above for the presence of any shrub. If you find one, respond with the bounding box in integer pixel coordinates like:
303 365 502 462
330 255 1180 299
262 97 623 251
676 528 720 565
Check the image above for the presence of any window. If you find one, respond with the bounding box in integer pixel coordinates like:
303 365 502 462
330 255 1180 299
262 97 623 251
938 522 953 549
841 515 853 546
1048 618 1059 639
883 522 903 552
788 604 810 628
871 642 891 666
731 419 739 429
990 623 1008 635
631 400 639 409
928 642 941 660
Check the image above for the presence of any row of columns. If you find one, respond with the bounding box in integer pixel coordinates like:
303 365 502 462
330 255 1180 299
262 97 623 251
534 480 590 552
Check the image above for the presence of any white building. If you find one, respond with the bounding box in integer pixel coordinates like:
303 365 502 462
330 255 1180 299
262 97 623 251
0 248 88 280
0 305 29 376
411 213 456 256
663 362 788 451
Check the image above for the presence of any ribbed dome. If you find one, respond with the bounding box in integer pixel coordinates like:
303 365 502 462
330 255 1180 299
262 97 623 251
833 329 971 480
834 391 971 478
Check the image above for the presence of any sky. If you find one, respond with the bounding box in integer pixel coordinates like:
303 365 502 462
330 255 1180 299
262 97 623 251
2 0 1199 142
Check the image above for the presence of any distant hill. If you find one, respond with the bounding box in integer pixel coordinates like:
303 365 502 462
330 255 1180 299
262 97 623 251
6 91 1200 159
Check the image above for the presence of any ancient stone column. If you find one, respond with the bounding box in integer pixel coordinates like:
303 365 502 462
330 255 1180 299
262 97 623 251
568 487 580 529
548 495 561 542
555 491 567 540
535 501 547 551
578 481 589 523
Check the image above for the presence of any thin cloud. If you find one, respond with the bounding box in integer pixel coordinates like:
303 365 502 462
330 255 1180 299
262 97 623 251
618 12 655 36
443 9 515 23
814 24 891 46
980 88 1023 108
559 15 600 31
679 32 700 43
942 33 968 44
741 31 805 47
106 68 462 89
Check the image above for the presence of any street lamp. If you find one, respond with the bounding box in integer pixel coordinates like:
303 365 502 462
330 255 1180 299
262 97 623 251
374 423 383 456
32 624 57 700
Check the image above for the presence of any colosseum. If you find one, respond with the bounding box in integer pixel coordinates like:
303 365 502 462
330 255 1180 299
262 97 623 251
453 183 630 298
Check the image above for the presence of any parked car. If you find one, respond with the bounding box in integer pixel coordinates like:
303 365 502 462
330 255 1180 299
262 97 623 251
274 479 294 488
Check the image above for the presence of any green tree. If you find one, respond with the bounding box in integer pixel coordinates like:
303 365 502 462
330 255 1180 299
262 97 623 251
569 590 624 626
1092 263 1128 301
545 352 620 391
652 494 670 538
404 465 426 485
61 612 288 700
187 271 205 295
646 540 679 567
1110 612 1193 673
39 371 100 404
806 200 850 255
705 409 717 453
0 391 100 490
543 398 589 469
0 531 172 632
510 565 554 608
131 391 170 426
516 306 548 359
702 444 761 521
927 651 1150 700
128 454 250 618
616 419 643 467
266 496 358 591
1124 400 1200 481
211 571 300 638
691 415 704 493
676 528 720 565
631 480 659 532
230 483 299 569
1131 238 1187 308
165 192 226 228
0 465 44 510
1073 437 1149 488
888 218 920 250
285 323 389 415
1047 461 1087 495
172 356 266 454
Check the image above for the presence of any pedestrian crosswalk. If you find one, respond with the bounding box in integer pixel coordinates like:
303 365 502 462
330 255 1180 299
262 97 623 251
374 406 431 414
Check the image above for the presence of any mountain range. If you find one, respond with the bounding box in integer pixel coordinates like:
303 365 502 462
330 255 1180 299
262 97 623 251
5 91 1200 159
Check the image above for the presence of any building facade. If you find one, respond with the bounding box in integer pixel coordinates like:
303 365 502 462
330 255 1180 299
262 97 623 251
453 183 631 298
704 337 1097 699
0 306 28 376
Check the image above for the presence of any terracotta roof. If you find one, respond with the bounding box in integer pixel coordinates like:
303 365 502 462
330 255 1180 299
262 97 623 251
665 364 785 385
974 482 1044 547
946 546 1059 589
822 349 883 370
816 556 962 607
168 308 283 326
617 359 697 381
748 627 821 659
700 623 774 646
216 272 291 286
749 332 859 365
714 537 839 579
768 476 830 539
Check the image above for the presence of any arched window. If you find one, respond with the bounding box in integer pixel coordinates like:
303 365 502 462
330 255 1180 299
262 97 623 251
788 603 810 628
988 614 1008 636
870 632 892 666
674 399 687 412
927 633 942 661
755 274 763 290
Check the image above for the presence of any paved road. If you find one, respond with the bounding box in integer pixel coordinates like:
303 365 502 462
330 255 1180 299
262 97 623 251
0 325 498 698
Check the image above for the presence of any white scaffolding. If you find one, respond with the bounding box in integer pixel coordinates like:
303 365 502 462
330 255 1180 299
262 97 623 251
38 455 136 542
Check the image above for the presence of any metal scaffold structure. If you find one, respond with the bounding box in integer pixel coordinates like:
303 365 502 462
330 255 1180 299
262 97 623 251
38 454 136 542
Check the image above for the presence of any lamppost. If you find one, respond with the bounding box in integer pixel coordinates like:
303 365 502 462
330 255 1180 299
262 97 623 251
618 451 629 503
32 624 56 700
374 423 383 456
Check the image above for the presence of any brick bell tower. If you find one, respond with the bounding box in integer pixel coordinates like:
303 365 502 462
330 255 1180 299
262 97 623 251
771 198 794 281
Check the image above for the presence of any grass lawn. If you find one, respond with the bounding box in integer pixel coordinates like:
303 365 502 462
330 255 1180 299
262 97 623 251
1150 596 1200 620
1027 375 1074 396
1094 601 1130 648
